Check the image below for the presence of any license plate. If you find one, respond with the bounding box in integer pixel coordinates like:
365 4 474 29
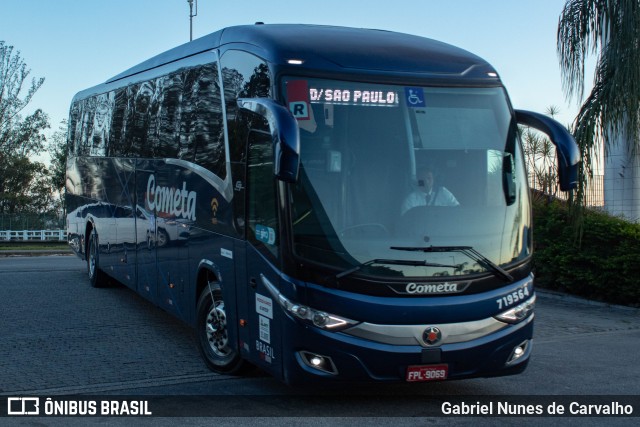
406 364 448 382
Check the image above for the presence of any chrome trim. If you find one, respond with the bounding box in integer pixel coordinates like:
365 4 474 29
261 274 285 306
343 315 533 347
215 48 233 186
164 158 232 201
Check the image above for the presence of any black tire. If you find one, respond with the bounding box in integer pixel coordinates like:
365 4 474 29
196 281 246 374
146 231 153 249
87 229 107 288
156 228 169 247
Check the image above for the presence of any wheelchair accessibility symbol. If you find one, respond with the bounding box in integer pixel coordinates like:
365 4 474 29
404 87 425 107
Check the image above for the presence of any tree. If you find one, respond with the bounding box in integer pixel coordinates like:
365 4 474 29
557 0 640 201
0 154 56 215
0 41 52 215
48 120 67 198
522 106 562 201
0 41 48 155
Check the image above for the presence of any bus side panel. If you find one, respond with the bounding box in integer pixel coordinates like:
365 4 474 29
137 157 238 324
134 160 194 319
186 230 238 330
232 239 251 361
68 156 119 278
65 156 87 258
153 160 192 319
134 160 158 305
242 244 284 380
112 158 137 290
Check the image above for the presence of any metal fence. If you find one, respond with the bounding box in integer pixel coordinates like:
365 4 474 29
583 174 605 208
0 229 67 242
0 213 64 230
528 174 605 208
0 214 67 242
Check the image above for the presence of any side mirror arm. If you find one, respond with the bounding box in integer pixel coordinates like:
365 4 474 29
238 98 300 183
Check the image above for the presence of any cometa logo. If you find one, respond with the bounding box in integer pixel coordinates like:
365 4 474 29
146 174 197 221
406 282 460 295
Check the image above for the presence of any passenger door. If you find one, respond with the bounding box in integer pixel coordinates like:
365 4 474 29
243 129 283 379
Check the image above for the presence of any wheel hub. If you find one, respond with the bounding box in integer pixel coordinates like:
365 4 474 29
205 302 230 357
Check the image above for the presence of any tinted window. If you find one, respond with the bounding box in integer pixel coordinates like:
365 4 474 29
220 50 271 163
68 61 227 180
247 130 278 260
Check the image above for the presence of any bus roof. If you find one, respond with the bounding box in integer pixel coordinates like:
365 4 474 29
106 24 498 84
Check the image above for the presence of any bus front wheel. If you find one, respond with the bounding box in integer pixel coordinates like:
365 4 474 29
196 282 246 374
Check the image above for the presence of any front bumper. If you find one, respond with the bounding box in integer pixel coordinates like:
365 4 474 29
280 310 533 385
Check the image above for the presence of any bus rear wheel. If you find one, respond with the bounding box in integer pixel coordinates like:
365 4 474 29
196 281 246 374
87 229 107 288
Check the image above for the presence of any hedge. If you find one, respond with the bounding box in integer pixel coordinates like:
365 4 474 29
532 198 640 307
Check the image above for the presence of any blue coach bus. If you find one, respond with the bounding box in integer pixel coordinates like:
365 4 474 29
66 24 579 384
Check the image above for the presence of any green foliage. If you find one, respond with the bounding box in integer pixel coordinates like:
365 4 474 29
533 197 640 306
0 41 47 154
48 121 68 196
0 153 57 214
558 0 640 210
0 40 57 216
522 126 558 197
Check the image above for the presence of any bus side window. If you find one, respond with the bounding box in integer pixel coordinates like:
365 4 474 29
221 50 271 165
186 62 226 179
221 50 272 239
246 128 279 260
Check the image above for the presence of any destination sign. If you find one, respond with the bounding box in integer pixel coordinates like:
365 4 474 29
309 87 400 106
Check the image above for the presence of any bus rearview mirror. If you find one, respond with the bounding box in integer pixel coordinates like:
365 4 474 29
238 98 301 183
515 109 580 191
503 152 516 205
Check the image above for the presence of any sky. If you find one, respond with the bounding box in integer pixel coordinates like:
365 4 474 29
1 0 589 147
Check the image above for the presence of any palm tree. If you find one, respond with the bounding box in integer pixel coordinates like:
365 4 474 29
557 0 640 203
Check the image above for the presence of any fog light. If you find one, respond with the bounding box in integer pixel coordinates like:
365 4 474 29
299 351 338 375
507 340 531 365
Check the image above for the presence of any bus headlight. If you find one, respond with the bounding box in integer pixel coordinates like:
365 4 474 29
261 274 358 331
287 302 354 330
495 295 536 324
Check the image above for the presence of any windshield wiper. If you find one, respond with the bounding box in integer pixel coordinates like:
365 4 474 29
336 258 462 280
390 245 514 282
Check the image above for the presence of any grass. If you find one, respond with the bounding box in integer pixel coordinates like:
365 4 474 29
0 242 70 251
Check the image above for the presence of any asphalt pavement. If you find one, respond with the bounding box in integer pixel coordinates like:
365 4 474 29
1 255 639 426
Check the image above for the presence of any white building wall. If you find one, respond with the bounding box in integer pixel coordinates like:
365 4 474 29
604 132 640 221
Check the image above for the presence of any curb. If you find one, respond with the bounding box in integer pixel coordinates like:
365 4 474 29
536 288 640 312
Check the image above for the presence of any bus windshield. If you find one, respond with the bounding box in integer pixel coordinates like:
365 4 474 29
284 78 531 279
